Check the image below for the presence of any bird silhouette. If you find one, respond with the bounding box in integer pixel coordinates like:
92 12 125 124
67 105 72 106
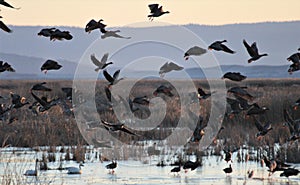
184 46 207 60
41 60 62 73
37 28 55 37
208 40 235 54
0 0 20 10
222 72 246 81
103 69 124 86
85 19 107 33
0 16 12 33
148 4 169 21
90 53 112 72
243 39 268 63
0 61 15 72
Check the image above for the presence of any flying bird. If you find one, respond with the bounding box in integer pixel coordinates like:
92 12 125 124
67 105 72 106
101 30 131 39
30 92 59 112
222 72 246 81
0 0 20 9
159 62 183 77
148 4 170 21
38 28 55 37
253 117 272 139
31 82 52 92
246 103 269 116
208 40 235 54
10 92 29 109
153 85 174 97
0 16 12 33
90 53 112 72
100 120 138 136
50 29 73 41
287 53 300 64
228 86 254 101
243 39 268 63
288 63 300 74
41 60 62 73
103 69 124 86
85 19 106 33
0 61 15 72
197 87 214 100
184 46 207 60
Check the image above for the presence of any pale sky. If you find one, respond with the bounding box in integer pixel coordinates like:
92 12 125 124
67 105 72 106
1 0 300 27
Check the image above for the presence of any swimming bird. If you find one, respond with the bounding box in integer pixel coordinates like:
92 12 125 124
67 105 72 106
159 61 183 77
37 28 55 37
223 164 233 175
10 92 29 109
101 30 131 39
243 39 268 63
30 92 59 112
50 29 73 41
246 103 269 116
183 160 200 173
85 19 106 33
31 82 52 92
0 16 12 33
90 53 112 72
283 109 300 142
0 61 15 72
280 168 299 178
222 72 246 81
24 159 38 176
41 60 62 73
184 46 207 60
106 161 117 174
0 0 20 9
148 4 170 21
208 40 235 54
153 85 174 97
67 163 84 174
100 120 138 136
253 117 272 139
103 69 124 87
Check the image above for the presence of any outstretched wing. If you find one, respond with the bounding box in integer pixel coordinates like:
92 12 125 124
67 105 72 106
197 88 207 96
168 62 184 71
243 40 256 57
31 92 48 107
253 117 264 132
251 42 259 55
103 70 114 83
148 4 159 13
90 54 101 66
221 44 235 54
0 20 12 33
113 69 120 80
101 53 109 63
120 125 138 136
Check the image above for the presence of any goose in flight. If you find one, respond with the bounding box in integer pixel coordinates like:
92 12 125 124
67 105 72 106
90 53 112 72
31 82 52 92
148 4 170 21
30 92 59 113
159 61 183 77
67 163 84 174
184 46 207 60
41 60 62 73
50 29 73 41
24 159 38 176
103 69 124 86
100 120 138 136
253 117 272 139
243 39 268 63
246 103 269 116
10 92 29 109
0 61 15 72
0 0 20 9
38 28 55 37
222 72 246 81
101 30 131 39
288 63 300 75
85 19 106 33
0 16 12 33
208 40 235 54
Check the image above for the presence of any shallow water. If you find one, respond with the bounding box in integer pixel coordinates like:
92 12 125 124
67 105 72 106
0 151 299 185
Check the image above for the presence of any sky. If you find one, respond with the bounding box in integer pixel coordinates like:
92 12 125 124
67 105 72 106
1 0 300 27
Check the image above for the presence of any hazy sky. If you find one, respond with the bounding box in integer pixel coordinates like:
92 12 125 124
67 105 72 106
1 0 300 27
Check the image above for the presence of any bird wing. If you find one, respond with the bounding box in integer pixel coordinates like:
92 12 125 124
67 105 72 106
197 88 207 96
243 40 256 57
120 126 138 136
90 54 102 67
263 122 272 131
283 109 295 134
104 86 111 102
253 117 264 131
0 1 17 9
168 62 184 71
31 92 48 107
148 4 159 13
220 44 235 54
251 42 259 55
100 119 113 127
159 62 168 71
0 20 12 33
101 53 109 64
86 19 97 28
103 70 114 83
113 69 121 80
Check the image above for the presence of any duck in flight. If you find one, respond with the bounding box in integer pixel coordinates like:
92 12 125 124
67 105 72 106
148 4 170 21
208 40 235 54
90 53 112 72
243 39 268 63
0 16 12 33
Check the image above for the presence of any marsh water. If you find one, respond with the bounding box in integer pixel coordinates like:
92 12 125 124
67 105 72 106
0 147 299 185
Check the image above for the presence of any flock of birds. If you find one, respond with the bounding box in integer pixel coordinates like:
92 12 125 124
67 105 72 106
0 0 300 181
